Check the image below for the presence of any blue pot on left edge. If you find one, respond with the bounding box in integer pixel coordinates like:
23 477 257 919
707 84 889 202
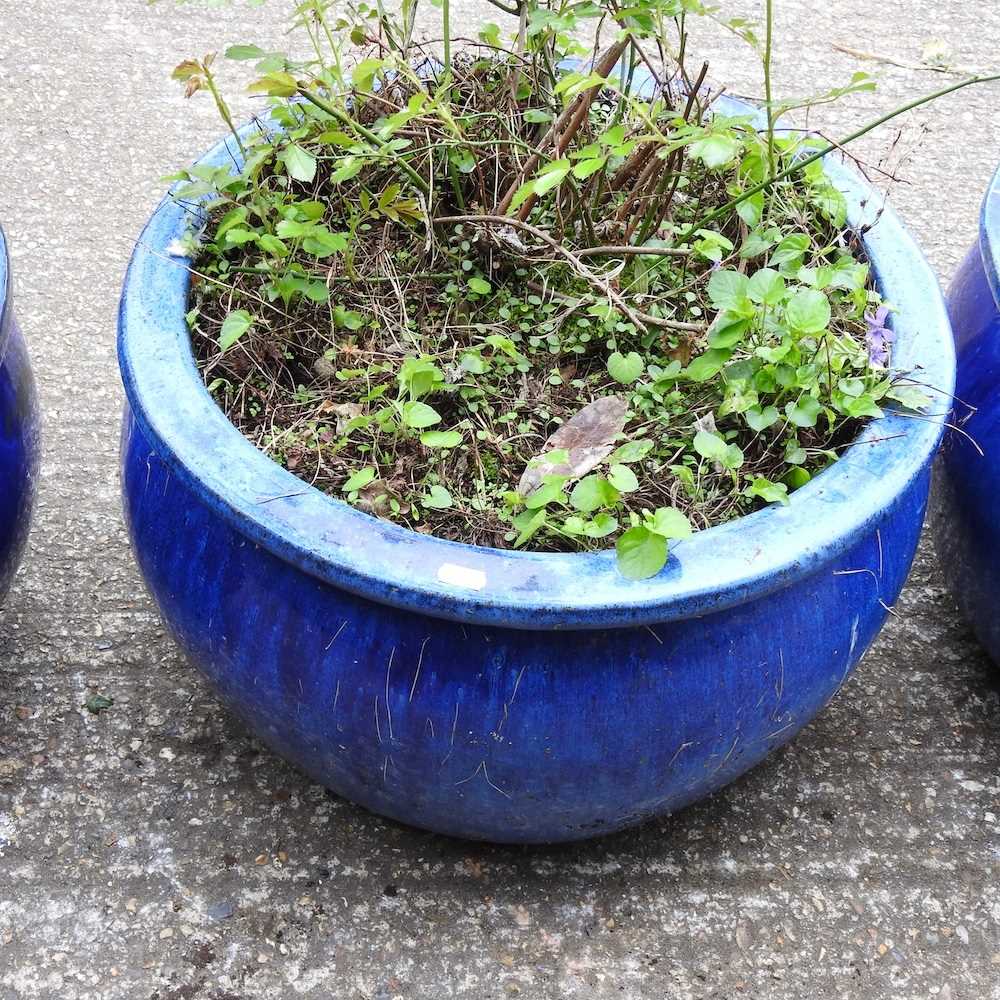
0 227 40 606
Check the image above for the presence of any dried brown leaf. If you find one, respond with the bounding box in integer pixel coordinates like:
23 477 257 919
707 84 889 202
518 395 628 495
331 401 363 433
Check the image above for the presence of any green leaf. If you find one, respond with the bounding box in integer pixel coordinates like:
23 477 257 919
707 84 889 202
707 269 751 312
785 395 822 428
256 234 289 258
843 393 884 419
745 476 790 506
607 464 639 493
769 234 810 271
685 349 731 382
693 430 743 469
745 405 779 432
222 228 258 246
513 509 547 547
279 144 317 183
616 526 668 580
707 313 750 349
508 180 536 212
467 276 492 295
214 206 248 241
330 157 364 185
609 439 653 464
531 160 571 196
420 430 462 448
225 44 267 61
648 507 693 539
607 351 644 384
570 475 619 513
333 306 364 329
886 385 931 411
352 58 384 91
690 133 741 169
736 192 764 228
572 156 607 180
784 466 812 489
219 309 253 351
343 467 376 492
747 268 786 306
401 401 441 429
785 288 831 333
302 228 348 258
693 429 728 462
460 351 488 375
524 476 568 510
584 512 618 538
423 485 454 509
248 71 298 97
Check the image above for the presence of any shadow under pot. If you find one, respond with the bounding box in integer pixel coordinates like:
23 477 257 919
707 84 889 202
0 227 40 606
117 111 954 844
933 165 1000 663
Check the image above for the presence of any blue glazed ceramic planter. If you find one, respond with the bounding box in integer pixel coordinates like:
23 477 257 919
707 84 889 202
0 228 39 606
933 166 1000 662
118 114 954 843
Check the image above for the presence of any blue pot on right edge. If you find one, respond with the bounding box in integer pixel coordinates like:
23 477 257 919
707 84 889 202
0 227 40 606
934 165 1000 662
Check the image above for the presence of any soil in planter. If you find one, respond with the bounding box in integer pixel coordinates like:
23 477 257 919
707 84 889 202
180 54 922 560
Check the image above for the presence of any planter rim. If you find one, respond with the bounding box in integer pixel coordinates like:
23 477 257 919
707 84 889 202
980 161 1000 309
0 226 10 365
118 110 955 630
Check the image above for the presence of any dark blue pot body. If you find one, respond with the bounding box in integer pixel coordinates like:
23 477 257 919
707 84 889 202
0 231 39 605
119 116 954 843
934 167 1000 662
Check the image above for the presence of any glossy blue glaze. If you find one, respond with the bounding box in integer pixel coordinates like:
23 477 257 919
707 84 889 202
933 165 1000 662
118 102 954 843
0 228 39 606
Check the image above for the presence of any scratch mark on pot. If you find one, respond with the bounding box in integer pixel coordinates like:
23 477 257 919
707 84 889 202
494 703 509 740
385 647 395 740
712 735 740 774
425 717 435 739
765 720 795 741
441 702 461 766
255 489 309 504
325 620 348 650
844 613 860 686
667 741 693 769
876 528 884 578
879 599 901 621
333 678 341 715
833 567 880 590
775 649 785 709
509 666 527 706
455 760 512 799
374 696 383 745
409 637 430 703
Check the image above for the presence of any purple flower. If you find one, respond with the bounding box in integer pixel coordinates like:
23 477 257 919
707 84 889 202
865 305 895 367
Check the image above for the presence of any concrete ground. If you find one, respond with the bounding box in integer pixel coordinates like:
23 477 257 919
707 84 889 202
2 1 999 997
